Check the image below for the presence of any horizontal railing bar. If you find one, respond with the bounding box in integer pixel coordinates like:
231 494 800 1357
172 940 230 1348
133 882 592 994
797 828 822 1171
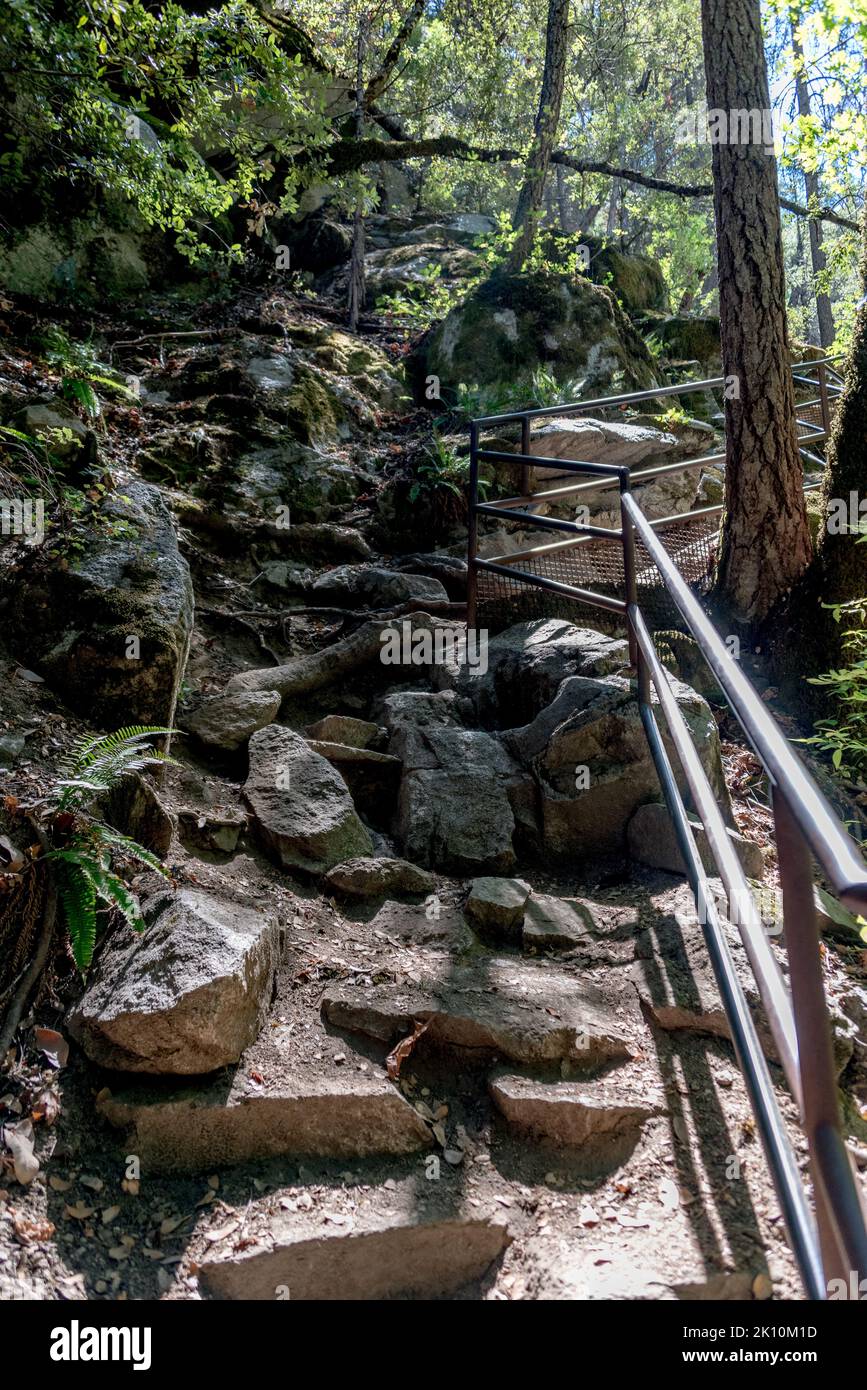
622 492 867 911
473 503 622 539
470 378 726 427
474 558 626 613
632 606 803 1105
637 698 826 1300
470 359 845 429
476 450 625 476
480 502 725 566
486 452 727 509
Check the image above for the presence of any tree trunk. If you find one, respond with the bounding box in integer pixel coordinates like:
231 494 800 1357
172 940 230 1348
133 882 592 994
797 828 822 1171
504 0 571 273
701 0 811 626
771 205 867 704
555 162 571 232
347 20 368 333
791 21 836 348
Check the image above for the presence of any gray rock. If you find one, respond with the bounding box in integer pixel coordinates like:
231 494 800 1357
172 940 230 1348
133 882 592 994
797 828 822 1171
67 889 280 1075
97 1068 431 1172
413 267 655 403
322 955 639 1069
458 618 629 726
6 479 193 727
383 695 535 872
199 1212 510 1301
305 715 383 749
244 725 372 874
100 771 175 858
177 807 246 855
627 801 764 879
506 673 727 859
0 731 26 765
465 877 531 941
184 690 281 751
324 857 434 898
523 894 596 950
310 564 448 608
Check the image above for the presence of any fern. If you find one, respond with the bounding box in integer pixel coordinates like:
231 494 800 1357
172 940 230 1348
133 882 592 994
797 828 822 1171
55 726 175 810
56 863 98 972
45 726 175 971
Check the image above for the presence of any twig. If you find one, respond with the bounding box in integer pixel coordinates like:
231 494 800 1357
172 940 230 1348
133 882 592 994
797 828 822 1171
0 831 57 1061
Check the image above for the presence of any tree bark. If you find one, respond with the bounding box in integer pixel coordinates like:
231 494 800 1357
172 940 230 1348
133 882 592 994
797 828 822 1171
504 0 571 272
791 20 836 348
347 19 368 333
701 0 811 626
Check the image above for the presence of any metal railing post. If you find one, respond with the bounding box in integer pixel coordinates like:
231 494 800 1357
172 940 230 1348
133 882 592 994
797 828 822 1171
817 361 831 440
619 469 644 684
521 415 531 501
773 786 867 1289
467 421 479 632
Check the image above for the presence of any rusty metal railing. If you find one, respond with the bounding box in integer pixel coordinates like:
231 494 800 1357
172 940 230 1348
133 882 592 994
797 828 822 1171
467 358 843 632
466 368 867 1300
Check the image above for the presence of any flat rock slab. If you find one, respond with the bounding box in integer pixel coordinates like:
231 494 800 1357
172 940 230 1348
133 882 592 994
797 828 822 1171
488 1071 665 1147
324 856 434 898
366 899 474 950
305 715 383 748
97 1069 431 1172
322 957 639 1069
522 894 596 950
67 889 280 1075
244 724 372 874
199 1212 510 1300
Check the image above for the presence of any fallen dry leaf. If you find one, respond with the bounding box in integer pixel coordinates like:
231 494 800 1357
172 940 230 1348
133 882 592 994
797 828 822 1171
3 1120 39 1185
65 1201 95 1221
34 1027 69 1069
386 1018 430 1080
13 1213 55 1244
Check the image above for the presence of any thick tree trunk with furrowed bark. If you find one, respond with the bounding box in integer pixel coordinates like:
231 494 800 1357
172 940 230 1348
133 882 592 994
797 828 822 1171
701 0 812 626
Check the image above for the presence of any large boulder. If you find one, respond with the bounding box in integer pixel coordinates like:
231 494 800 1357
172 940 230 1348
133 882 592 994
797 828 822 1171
244 725 373 874
504 672 728 859
411 269 657 404
183 690 281 752
67 890 280 1075
380 690 535 872
455 618 629 727
3 479 193 726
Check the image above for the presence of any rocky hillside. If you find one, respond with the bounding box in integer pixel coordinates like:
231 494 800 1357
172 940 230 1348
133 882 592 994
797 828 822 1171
0 215 865 1303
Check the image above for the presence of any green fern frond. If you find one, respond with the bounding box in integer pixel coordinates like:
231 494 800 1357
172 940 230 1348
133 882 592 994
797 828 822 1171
57 863 97 972
93 826 171 879
55 726 175 810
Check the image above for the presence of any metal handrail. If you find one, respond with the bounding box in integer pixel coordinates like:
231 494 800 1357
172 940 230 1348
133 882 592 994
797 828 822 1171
466 387 867 1299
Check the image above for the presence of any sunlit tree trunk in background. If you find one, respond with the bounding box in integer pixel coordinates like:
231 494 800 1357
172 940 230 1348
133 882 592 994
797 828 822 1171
701 0 811 626
505 0 571 272
347 16 368 332
791 19 836 348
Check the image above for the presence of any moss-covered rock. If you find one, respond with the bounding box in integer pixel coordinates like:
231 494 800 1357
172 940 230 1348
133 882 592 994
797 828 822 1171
572 234 669 315
410 268 657 404
5 480 193 726
651 316 723 372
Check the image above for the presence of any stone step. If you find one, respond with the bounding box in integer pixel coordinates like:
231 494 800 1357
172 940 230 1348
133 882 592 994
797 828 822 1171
97 1068 432 1173
489 1070 665 1151
199 1210 511 1300
321 955 642 1069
